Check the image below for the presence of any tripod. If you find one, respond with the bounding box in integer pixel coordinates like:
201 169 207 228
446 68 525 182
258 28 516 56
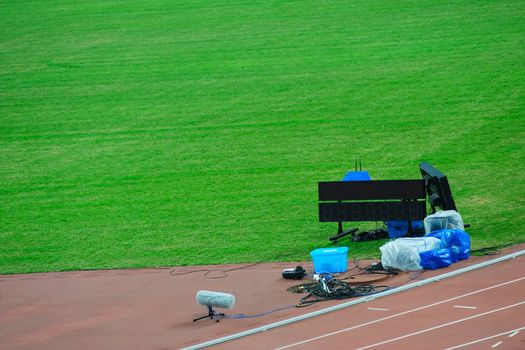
193 305 226 322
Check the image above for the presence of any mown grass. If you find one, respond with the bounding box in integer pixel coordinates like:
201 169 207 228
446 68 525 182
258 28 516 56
1 0 524 273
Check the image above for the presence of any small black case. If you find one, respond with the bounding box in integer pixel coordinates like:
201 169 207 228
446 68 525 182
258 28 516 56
282 266 306 280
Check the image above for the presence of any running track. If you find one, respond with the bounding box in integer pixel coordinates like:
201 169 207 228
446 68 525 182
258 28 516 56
210 253 525 349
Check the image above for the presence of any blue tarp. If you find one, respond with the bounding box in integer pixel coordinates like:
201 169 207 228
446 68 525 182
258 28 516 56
419 248 453 270
426 229 471 262
419 229 471 270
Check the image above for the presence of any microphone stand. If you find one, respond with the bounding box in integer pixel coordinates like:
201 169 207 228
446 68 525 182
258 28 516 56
193 305 225 322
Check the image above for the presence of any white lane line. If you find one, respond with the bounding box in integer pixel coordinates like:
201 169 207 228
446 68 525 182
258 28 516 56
453 305 477 309
491 341 503 348
275 276 525 350
367 307 389 311
356 301 525 350
445 326 525 349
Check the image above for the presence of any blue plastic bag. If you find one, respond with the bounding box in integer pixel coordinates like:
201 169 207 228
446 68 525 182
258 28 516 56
419 248 453 270
426 229 470 262
386 220 424 239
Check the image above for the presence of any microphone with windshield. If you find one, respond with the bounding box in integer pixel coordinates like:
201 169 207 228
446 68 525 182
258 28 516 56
193 290 236 322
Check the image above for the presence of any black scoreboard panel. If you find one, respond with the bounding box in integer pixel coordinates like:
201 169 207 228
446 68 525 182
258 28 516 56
319 200 426 222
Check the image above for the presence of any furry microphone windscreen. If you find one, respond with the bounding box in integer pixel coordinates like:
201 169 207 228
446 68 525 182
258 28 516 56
195 290 236 310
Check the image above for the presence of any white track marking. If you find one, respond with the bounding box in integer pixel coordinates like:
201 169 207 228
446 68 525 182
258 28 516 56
444 326 525 349
453 305 477 309
491 341 503 348
356 301 525 350
367 307 389 311
275 277 525 350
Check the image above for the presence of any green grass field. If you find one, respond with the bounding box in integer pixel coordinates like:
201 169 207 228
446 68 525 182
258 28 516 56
1 0 524 274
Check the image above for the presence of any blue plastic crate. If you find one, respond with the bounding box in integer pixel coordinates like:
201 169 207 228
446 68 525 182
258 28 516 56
310 247 348 274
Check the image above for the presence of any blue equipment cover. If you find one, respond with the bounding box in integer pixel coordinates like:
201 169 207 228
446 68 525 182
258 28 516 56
342 171 371 181
426 229 471 262
386 220 424 239
419 248 453 270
